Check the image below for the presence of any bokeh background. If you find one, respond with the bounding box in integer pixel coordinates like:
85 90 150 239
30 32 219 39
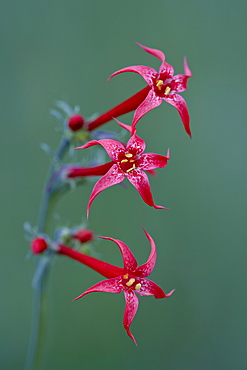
1 0 247 369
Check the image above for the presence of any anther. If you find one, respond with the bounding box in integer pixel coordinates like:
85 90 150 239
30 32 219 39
125 153 133 158
135 283 142 290
121 159 128 163
126 278 135 287
156 80 163 90
123 274 129 279
164 86 171 95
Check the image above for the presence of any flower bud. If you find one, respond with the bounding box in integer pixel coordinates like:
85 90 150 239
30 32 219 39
31 237 48 254
68 114 85 131
72 229 94 243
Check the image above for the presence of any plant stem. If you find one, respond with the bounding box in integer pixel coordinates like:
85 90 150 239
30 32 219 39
25 136 69 370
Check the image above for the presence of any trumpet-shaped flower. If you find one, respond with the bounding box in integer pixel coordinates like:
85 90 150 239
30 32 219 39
58 229 174 344
76 119 170 217
108 43 192 137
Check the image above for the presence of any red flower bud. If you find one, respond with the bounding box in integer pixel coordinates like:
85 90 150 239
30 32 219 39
31 238 48 254
72 229 94 243
68 114 85 131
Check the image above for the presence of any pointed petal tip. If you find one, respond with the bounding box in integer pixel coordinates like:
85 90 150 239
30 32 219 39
74 145 83 150
73 293 84 301
154 205 170 210
166 289 175 297
86 207 90 220
127 330 138 346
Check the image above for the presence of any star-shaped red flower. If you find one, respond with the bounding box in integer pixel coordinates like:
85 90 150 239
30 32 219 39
76 119 170 217
58 229 174 344
108 42 192 137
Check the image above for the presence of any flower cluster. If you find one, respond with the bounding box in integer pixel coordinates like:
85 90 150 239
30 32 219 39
30 42 192 346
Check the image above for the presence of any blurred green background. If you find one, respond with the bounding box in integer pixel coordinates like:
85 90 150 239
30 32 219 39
1 0 247 369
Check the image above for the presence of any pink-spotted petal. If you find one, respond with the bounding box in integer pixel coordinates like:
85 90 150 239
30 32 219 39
139 152 169 171
99 236 137 271
107 65 157 87
135 229 156 277
158 60 174 77
126 133 146 155
132 89 162 128
172 74 190 93
75 139 125 162
87 165 124 218
136 42 165 62
127 169 167 209
184 57 193 77
73 277 123 301
135 278 175 299
123 290 139 345
164 94 191 137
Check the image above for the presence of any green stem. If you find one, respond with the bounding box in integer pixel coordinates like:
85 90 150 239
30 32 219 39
25 136 69 370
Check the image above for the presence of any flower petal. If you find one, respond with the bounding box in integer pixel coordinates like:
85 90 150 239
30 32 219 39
127 169 167 209
126 133 146 155
75 139 125 162
172 74 190 93
135 278 175 299
107 65 157 87
132 89 162 128
134 229 156 277
123 290 139 345
87 164 125 218
99 236 137 271
158 60 174 77
138 152 169 171
73 277 123 301
164 94 191 137
136 42 165 62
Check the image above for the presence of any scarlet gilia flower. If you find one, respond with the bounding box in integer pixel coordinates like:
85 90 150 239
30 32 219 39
75 119 170 217
58 229 174 344
108 43 192 137
68 114 85 131
31 237 48 254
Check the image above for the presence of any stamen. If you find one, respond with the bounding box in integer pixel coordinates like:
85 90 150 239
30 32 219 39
129 159 135 163
126 278 135 287
156 80 163 91
123 273 129 279
126 164 136 173
135 283 142 290
164 86 171 95
121 159 128 163
125 153 133 158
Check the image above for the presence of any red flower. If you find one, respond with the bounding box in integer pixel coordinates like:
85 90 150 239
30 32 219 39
108 43 192 137
76 119 170 217
58 229 174 344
